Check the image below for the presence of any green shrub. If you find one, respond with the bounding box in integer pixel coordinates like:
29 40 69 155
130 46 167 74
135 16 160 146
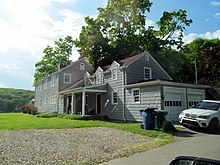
58 114 84 120
20 104 37 115
36 113 84 120
36 113 58 118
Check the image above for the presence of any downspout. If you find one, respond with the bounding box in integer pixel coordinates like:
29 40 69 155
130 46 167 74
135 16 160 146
57 73 60 113
122 67 126 122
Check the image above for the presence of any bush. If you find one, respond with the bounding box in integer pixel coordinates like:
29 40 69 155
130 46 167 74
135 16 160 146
36 113 58 118
58 114 84 120
36 113 84 120
20 104 37 115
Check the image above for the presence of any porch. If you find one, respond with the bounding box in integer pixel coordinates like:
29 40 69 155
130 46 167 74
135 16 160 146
59 84 108 116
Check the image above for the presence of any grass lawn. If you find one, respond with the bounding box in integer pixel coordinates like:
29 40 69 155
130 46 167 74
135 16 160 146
0 113 174 151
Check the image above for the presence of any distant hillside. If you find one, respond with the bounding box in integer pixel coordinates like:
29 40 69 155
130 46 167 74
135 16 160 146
0 88 34 113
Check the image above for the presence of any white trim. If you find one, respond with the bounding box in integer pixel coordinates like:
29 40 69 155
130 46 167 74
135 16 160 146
96 93 102 114
132 88 140 104
144 67 152 80
80 63 85 70
64 73 71 83
112 91 118 104
145 54 149 61
125 80 209 89
111 68 118 80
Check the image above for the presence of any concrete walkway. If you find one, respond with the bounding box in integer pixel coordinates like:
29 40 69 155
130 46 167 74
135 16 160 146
101 129 220 165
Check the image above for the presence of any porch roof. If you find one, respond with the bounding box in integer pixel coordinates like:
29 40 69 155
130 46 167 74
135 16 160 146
59 83 108 95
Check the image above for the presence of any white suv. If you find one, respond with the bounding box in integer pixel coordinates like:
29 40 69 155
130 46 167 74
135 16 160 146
179 100 220 133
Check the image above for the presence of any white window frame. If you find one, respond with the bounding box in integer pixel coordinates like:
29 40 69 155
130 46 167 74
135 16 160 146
132 88 140 103
64 73 71 83
111 68 118 80
96 73 103 84
145 54 149 61
80 63 85 70
112 91 118 104
144 67 152 80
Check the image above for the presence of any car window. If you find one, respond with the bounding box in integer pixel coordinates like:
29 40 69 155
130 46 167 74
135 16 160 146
195 102 220 111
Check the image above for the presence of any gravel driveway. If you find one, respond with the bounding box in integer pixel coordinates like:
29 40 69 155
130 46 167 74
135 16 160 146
0 127 150 165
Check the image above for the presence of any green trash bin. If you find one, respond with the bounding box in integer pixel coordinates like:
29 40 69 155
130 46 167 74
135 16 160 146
154 110 168 129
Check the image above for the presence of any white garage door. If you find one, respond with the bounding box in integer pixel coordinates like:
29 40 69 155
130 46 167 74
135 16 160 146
164 87 186 121
187 89 205 108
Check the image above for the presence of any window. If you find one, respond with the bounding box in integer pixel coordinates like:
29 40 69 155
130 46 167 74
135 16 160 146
165 101 182 107
111 68 118 80
144 67 152 80
112 92 118 104
132 88 140 103
145 55 149 61
96 73 103 84
64 73 71 83
80 63 85 70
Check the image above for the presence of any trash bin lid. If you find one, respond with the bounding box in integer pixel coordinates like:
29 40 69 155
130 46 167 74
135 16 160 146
144 107 158 112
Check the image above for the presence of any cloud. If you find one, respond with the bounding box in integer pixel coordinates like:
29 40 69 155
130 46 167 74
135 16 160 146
183 30 220 44
0 83 6 88
215 13 220 19
0 0 84 58
0 0 85 89
210 1 220 6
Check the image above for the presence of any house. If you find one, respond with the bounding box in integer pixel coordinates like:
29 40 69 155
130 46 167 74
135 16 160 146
35 52 208 121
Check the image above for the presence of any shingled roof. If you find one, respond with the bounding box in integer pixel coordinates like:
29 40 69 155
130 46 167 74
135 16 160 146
99 52 146 73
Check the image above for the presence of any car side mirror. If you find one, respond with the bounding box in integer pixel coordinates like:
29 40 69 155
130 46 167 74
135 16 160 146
169 156 220 165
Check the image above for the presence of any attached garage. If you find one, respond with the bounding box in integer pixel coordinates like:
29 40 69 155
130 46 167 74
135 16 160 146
125 80 208 122
164 86 186 121
163 85 206 121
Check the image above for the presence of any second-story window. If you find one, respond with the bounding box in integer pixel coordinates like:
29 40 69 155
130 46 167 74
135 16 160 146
64 73 71 83
144 67 152 80
80 63 85 70
111 68 118 80
96 73 103 84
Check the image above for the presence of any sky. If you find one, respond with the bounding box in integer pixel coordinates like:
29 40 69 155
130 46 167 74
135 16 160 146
0 0 219 90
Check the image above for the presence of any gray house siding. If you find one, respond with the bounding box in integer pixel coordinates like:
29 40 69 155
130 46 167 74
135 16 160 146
35 74 59 113
104 64 124 120
59 60 94 91
126 54 171 85
125 85 161 122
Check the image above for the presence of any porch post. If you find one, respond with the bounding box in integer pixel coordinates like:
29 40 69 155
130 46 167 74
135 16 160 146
82 89 85 116
71 93 74 114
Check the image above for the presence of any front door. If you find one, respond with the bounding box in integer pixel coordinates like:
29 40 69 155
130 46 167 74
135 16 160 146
96 93 102 114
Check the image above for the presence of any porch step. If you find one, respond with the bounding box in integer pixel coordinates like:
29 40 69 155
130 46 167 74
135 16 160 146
83 115 108 121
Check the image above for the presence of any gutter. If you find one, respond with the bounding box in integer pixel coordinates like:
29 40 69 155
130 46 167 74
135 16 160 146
125 80 209 89
122 68 126 122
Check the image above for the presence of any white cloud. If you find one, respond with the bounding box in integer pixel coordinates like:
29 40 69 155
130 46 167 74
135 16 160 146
183 30 220 44
215 13 220 19
0 83 6 88
210 1 220 6
0 0 85 89
0 0 83 58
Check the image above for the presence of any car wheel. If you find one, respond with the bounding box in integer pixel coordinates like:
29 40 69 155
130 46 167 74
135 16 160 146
208 119 219 134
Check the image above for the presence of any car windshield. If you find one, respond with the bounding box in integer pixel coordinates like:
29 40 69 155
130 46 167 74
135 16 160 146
194 101 220 111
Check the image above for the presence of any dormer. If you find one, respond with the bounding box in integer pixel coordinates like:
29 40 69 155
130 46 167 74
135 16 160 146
95 67 104 84
84 71 94 86
110 61 120 80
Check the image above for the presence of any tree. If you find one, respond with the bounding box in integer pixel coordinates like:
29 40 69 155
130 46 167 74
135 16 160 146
182 38 220 85
34 36 74 84
74 0 192 68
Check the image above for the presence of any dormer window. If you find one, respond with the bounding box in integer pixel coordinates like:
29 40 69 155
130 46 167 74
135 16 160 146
144 67 152 80
64 73 71 83
96 73 103 84
80 63 85 70
111 68 118 80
